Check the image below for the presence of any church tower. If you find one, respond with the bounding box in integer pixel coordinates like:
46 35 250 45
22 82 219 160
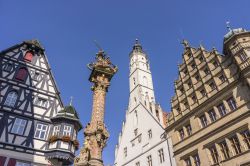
114 40 175 166
128 39 163 122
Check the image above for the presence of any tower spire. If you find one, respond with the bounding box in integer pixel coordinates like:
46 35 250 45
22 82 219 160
132 38 143 53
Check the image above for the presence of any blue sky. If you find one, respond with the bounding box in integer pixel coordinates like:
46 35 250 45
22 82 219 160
0 0 250 165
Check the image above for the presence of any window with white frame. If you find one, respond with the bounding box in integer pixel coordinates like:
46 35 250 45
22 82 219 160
63 125 72 136
16 161 30 166
53 125 61 136
34 123 48 140
4 91 18 107
11 118 27 135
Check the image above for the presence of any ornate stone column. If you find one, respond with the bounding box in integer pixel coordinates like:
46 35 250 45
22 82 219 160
74 50 118 166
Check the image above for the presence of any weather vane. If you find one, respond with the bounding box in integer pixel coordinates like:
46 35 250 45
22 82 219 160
93 40 103 52
69 96 73 106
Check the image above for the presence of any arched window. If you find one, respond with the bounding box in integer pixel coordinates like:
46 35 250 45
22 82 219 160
16 68 28 81
4 91 18 107
24 51 34 62
156 109 160 121
134 110 138 126
143 76 148 86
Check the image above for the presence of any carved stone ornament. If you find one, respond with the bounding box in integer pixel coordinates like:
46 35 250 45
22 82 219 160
74 50 117 166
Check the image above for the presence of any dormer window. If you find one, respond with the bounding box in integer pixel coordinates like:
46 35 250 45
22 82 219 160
200 89 206 97
16 67 28 81
24 51 34 62
204 68 210 75
192 95 197 103
199 56 204 62
4 63 12 72
191 63 196 70
180 87 184 94
209 82 216 90
187 81 192 88
195 75 200 81
176 107 181 114
212 60 218 68
183 69 188 75
219 74 226 83
184 101 189 109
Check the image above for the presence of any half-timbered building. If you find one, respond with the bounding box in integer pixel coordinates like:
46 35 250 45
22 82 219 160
0 40 82 166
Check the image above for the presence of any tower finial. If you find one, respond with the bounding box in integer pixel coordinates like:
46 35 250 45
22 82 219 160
132 38 143 52
135 38 139 44
226 21 232 31
70 96 73 106
181 39 189 48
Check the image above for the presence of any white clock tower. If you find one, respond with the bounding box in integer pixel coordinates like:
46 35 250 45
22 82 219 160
114 40 175 166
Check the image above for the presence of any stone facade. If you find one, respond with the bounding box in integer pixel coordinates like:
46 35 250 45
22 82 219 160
165 28 250 166
74 50 117 166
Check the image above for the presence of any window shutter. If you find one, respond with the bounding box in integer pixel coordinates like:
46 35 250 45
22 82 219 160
16 68 28 81
24 51 33 61
7 158 16 166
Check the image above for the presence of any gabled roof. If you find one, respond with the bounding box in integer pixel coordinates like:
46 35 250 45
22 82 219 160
23 39 44 50
0 39 64 107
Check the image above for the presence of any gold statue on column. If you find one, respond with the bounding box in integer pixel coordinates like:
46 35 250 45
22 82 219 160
74 50 118 166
